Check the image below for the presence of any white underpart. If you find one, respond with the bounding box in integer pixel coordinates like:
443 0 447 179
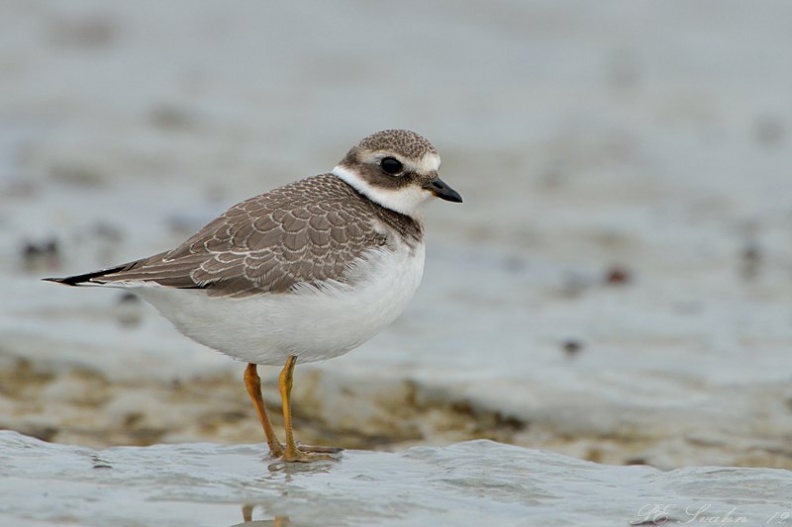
332 152 441 219
129 242 426 365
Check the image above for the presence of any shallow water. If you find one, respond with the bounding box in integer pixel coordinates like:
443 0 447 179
2 431 791 527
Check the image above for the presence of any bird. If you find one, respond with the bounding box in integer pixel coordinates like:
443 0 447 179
44 129 462 462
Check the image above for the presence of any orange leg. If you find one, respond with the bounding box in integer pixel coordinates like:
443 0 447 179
243 363 284 458
278 355 341 462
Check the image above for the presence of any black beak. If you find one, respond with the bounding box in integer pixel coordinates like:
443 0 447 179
424 177 463 203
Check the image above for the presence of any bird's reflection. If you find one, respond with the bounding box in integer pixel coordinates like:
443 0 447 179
265 457 337 475
229 504 289 526
230 457 338 527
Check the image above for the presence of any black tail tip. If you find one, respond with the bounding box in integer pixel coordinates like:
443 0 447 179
42 276 81 286
42 264 128 286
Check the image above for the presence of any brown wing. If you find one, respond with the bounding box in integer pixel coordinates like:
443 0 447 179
90 175 389 297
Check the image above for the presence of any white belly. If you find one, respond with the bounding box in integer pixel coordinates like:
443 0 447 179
133 243 425 365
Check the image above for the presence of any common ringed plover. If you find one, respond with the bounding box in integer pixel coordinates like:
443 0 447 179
45 129 462 462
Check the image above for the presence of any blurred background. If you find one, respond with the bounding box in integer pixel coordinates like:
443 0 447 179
1 0 791 469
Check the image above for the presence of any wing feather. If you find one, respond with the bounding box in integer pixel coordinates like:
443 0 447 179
82 174 394 297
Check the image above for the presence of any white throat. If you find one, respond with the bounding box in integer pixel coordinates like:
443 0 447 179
332 165 432 219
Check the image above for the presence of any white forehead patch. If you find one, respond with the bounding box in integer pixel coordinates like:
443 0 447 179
414 152 441 174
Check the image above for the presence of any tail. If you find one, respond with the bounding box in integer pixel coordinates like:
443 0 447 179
43 264 133 287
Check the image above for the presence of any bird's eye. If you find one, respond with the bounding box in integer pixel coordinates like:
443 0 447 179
380 157 403 175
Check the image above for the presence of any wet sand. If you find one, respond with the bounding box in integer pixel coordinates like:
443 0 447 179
2 0 791 496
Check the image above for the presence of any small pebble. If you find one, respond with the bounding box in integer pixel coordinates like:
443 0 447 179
21 238 61 272
740 242 761 281
117 292 142 328
604 265 631 286
562 339 584 358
